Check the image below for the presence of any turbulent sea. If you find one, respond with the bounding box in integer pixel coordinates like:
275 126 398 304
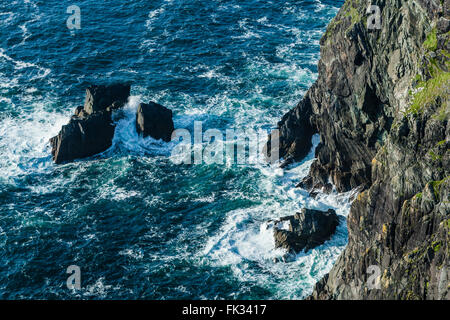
0 0 351 299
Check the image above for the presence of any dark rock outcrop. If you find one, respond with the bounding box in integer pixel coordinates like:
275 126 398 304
50 111 115 164
84 84 130 114
269 0 449 299
136 102 174 142
273 208 340 254
50 84 130 164
265 96 316 168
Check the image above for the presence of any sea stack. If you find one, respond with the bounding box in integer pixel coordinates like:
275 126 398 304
136 102 174 142
84 84 131 114
50 84 131 164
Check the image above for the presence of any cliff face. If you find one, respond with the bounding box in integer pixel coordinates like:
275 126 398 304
271 0 449 299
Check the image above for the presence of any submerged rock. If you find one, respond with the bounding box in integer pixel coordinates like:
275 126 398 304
50 83 130 164
273 208 340 254
136 102 174 142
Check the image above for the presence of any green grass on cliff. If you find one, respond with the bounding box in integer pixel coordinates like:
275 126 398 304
345 6 362 29
423 28 437 51
407 71 450 115
429 176 449 200
434 103 449 121
323 0 363 43
407 27 449 117
427 150 441 161
432 241 442 253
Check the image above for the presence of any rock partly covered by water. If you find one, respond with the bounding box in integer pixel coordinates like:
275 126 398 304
50 111 115 164
50 84 131 164
136 102 174 142
50 84 176 164
273 208 340 254
270 0 449 299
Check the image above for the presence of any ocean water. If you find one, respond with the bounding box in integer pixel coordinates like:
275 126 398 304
0 0 350 299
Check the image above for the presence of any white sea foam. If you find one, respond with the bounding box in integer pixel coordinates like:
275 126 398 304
109 96 175 157
145 0 175 30
119 247 144 260
0 48 51 80
257 16 268 24
0 44 61 182
0 96 13 104
8 0 41 46
0 12 15 26
0 104 68 180
83 277 122 298
201 134 358 298
146 8 165 29
97 183 141 202
232 18 262 39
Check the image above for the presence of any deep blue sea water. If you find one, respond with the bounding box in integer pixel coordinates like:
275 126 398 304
0 0 351 299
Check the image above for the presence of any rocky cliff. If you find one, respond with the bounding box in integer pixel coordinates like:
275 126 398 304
270 0 449 299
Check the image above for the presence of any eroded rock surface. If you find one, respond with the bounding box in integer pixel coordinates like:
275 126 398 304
273 208 340 254
50 111 115 164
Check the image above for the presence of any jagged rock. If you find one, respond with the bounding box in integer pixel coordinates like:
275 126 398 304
84 84 131 115
273 208 340 254
74 106 84 117
50 111 115 164
264 96 315 165
296 162 333 196
50 84 131 163
136 102 174 142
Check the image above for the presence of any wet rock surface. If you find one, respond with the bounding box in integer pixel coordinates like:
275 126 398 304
50 111 115 164
273 208 340 254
